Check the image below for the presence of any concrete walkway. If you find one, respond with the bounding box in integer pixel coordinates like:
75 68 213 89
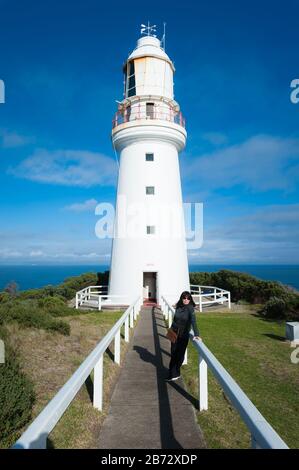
98 306 206 449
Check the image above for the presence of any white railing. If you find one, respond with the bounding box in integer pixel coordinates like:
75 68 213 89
160 296 289 449
76 285 129 310
190 284 231 312
112 104 185 129
12 296 142 449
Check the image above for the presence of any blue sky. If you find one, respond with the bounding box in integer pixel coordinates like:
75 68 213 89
0 0 299 265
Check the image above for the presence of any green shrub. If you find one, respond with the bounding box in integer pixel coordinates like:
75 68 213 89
190 272 213 287
190 269 289 304
0 301 70 336
18 285 66 300
17 272 99 301
54 286 76 300
0 292 10 304
190 269 299 320
37 296 75 318
261 297 287 319
0 326 35 448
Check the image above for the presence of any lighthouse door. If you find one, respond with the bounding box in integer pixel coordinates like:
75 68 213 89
143 272 157 302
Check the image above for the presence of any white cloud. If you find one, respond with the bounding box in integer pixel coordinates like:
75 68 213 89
29 250 44 257
64 198 98 212
188 204 299 263
8 148 118 187
183 134 299 193
0 129 34 148
0 249 24 258
201 132 228 146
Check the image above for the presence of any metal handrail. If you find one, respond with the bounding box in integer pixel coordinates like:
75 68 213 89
12 296 142 449
160 295 289 449
112 106 186 129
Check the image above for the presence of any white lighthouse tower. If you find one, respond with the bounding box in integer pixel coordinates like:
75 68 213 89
108 25 190 306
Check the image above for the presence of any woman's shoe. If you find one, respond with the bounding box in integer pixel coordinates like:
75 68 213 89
165 375 180 381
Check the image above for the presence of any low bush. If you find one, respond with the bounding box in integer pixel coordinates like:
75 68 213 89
190 269 289 303
37 296 71 317
190 269 299 320
0 301 70 336
0 325 35 448
261 296 287 319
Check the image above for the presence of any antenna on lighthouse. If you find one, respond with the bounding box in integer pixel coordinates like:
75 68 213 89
161 22 166 50
140 21 157 37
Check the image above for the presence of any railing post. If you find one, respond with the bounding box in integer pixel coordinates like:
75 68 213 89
114 329 121 365
228 292 231 309
75 293 78 309
199 295 202 313
164 302 168 320
93 355 103 411
98 296 101 311
130 308 134 328
168 309 172 328
183 348 188 365
199 355 208 411
133 306 137 321
125 317 129 342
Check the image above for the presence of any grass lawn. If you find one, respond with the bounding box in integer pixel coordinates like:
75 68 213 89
7 310 132 449
181 305 299 449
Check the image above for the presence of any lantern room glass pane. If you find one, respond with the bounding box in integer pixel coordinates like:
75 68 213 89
126 60 136 97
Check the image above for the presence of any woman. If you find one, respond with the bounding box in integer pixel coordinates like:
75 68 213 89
167 291 201 381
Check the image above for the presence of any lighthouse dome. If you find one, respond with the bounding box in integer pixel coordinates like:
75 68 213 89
124 35 174 100
128 36 174 69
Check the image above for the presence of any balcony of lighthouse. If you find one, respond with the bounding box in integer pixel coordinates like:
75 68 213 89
112 96 186 131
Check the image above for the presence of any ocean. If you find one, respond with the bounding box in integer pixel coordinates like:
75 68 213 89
0 264 298 292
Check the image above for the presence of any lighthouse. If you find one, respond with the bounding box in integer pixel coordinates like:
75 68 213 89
108 25 190 306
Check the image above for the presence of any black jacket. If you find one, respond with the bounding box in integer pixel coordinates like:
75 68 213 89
171 304 199 337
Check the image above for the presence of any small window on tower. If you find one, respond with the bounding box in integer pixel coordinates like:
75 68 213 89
146 226 155 235
146 186 155 195
146 153 154 161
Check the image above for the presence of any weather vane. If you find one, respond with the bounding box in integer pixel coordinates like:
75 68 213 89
140 21 157 37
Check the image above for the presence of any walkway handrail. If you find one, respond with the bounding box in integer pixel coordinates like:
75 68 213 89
160 295 289 449
12 296 142 449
